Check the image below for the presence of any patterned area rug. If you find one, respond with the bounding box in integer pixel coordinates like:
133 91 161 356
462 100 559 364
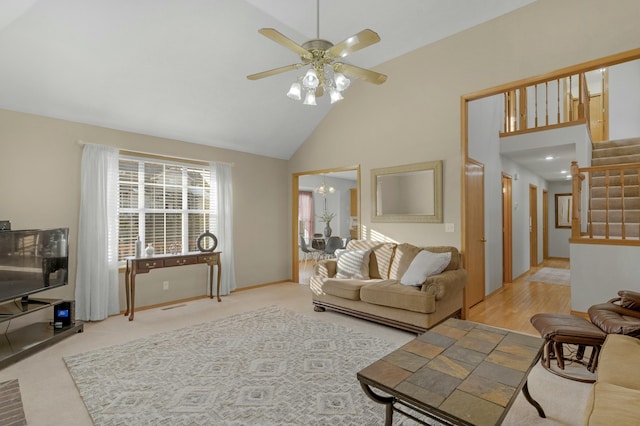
0 379 27 426
64 306 402 425
528 267 570 286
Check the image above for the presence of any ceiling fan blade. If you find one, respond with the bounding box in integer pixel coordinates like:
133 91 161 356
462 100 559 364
333 63 387 85
258 28 312 61
326 29 381 59
247 63 303 80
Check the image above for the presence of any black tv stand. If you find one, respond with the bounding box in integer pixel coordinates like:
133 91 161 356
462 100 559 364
20 296 50 307
0 298 83 369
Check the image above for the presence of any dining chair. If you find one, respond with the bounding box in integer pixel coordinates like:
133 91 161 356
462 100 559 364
324 236 344 259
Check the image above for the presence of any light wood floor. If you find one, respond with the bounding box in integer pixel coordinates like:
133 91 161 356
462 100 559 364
468 258 571 335
299 258 572 336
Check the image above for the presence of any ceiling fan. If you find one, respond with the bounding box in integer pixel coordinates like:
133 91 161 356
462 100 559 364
246 3 387 105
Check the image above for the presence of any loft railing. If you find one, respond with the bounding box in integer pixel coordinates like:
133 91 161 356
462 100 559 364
501 73 591 136
570 161 640 245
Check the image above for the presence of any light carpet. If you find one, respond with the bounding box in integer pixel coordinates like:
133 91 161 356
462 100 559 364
528 267 570 286
64 306 401 425
64 305 590 425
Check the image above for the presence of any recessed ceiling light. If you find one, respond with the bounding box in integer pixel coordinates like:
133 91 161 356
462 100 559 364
566 175 572 179
561 170 567 174
545 156 554 160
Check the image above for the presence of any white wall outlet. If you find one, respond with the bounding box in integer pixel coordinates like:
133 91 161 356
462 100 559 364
445 223 454 232
163 281 169 290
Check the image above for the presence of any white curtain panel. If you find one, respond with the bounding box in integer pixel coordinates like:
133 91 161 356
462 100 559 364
211 162 236 295
76 144 120 321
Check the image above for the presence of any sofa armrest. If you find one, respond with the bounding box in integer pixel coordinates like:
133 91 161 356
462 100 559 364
314 259 337 279
421 268 467 300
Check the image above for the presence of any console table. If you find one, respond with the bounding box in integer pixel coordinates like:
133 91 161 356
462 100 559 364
124 252 221 321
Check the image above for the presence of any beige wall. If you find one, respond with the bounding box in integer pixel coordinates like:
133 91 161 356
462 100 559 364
0 109 290 311
288 0 640 250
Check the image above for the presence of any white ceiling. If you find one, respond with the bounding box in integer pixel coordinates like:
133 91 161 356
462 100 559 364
501 144 576 182
0 0 537 160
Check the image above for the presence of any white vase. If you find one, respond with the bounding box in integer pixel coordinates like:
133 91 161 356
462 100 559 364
145 243 154 257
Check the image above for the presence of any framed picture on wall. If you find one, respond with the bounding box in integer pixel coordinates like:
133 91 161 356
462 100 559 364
555 193 572 229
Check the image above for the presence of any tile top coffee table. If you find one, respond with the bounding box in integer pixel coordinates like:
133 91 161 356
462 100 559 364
357 318 545 426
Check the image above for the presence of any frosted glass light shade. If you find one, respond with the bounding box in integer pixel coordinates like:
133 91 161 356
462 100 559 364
302 68 319 89
287 82 301 100
334 73 350 91
329 88 343 104
303 90 317 106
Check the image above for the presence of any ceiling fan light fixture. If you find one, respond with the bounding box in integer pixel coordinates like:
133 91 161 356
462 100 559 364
287 81 302 100
334 73 350 91
303 90 317 106
302 68 319 89
329 87 343 104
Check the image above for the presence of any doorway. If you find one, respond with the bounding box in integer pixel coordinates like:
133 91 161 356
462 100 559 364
291 167 360 283
464 159 485 310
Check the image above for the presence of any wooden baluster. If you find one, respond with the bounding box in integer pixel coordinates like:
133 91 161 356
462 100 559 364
557 79 561 125
504 92 508 133
568 75 573 122
605 170 610 239
518 87 527 131
533 84 538 129
545 82 549 126
571 161 584 239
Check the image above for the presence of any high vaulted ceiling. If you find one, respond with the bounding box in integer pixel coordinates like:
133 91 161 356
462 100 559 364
0 0 536 159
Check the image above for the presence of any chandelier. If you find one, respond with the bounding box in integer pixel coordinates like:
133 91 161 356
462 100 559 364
315 176 335 197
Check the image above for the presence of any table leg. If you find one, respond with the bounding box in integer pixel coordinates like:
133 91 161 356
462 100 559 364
216 260 221 302
359 382 394 426
522 381 546 418
128 272 136 321
124 260 131 317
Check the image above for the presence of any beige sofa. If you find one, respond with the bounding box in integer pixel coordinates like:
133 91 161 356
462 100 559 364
583 334 640 425
310 240 467 332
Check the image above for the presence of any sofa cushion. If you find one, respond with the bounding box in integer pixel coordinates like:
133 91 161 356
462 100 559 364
334 249 371 279
584 382 640 426
321 279 375 301
346 240 396 279
389 244 461 281
360 281 436 314
400 250 451 286
596 334 640 391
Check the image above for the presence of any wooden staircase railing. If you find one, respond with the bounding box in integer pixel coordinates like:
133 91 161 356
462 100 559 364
501 72 591 136
571 160 640 245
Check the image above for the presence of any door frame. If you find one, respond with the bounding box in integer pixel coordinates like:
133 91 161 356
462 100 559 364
529 184 538 269
291 166 360 283
502 173 513 284
542 189 549 260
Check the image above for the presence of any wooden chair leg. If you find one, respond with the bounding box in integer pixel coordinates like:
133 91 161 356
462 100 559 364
576 344 585 361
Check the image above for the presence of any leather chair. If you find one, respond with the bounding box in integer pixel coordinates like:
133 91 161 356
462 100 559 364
588 290 640 337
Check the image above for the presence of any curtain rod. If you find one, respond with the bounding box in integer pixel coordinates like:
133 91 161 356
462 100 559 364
77 140 235 167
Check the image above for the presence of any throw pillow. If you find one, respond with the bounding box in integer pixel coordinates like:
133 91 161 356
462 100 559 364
400 250 451 286
335 249 371 280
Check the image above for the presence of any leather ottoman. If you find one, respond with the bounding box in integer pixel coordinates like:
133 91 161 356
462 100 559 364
531 313 606 382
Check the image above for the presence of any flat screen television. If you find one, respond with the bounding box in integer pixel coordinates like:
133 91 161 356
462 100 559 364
0 228 69 305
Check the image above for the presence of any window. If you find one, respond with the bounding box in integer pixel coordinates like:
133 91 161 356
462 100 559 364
118 155 216 261
298 190 314 240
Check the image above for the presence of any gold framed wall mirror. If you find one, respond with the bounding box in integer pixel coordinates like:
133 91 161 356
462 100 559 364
371 160 443 223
